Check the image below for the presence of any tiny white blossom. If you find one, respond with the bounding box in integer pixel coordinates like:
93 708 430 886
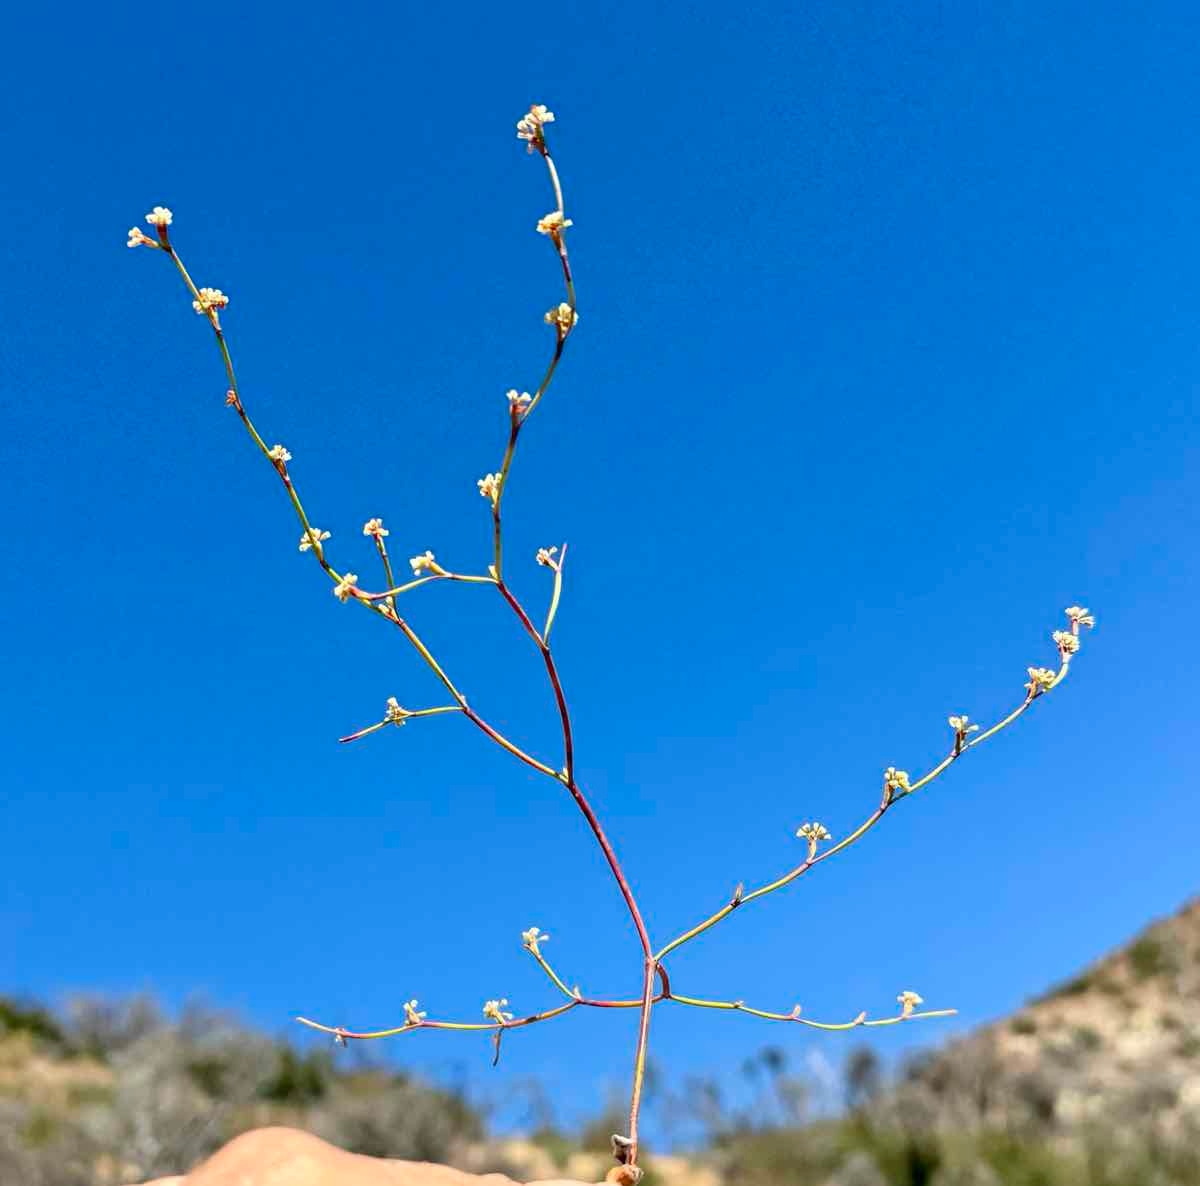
483 998 514 1024
192 287 229 315
385 696 408 726
544 302 579 332
403 999 426 1026
536 210 573 236
898 990 924 1017
1065 606 1095 629
507 389 533 413
145 206 173 227
536 546 559 568
1053 629 1080 655
127 226 156 248
362 518 389 539
409 550 438 575
796 821 832 843
267 444 292 464
477 472 502 502
516 104 555 151
884 767 911 794
332 573 359 602
299 527 330 553
948 715 979 735
1026 666 1057 696
521 926 550 955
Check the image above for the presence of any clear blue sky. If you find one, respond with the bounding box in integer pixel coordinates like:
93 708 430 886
3 0 1197 1131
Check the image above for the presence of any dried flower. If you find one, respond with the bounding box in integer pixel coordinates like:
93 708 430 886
145 206 173 227
477 472 502 502
385 696 409 726
332 573 359 602
192 287 229 315
884 767 911 794
948 715 979 735
1065 606 1095 629
127 226 157 249
544 302 579 332
898 990 924 1017
1026 666 1057 697
796 822 832 843
508 389 533 414
299 527 330 553
362 518 389 539
516 104 555 151
409 550 438 575
403 999 426 1026
521 926 550 956
536 210 573 236
267 444 292 464
1053 629 1080 656
483 998 514 1024
536 546 559 568
225 389 239 407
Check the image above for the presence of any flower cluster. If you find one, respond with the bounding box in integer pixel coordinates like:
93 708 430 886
516 104 555 152
508 389 533 417
883 767 911 796
362 517 389 539
409 550 438 576
267 444 291 465
536 545 560 569
521 926 550 956
477 472 502 502
1053 629 1080 656
192 287 229 315
1025 666 1057 697
403 999 426 1026
544 302 578 333
384 697 409 726
332 573 359 602
126 226 157 249
1065 605 1095 629
537 210 573 236
145 206 173 228
483 998 514 1024
299 527 330 553
897 990 924 1017
948 714 978 737
796 821 832 856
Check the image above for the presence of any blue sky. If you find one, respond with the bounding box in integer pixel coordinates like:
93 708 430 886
3 0 1198 1133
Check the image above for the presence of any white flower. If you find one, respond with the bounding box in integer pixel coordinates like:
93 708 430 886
483 998 514 1024
409 550 438 575
384 696 408 726
477 472 502 502
332 573 359 602
267 444 292 464
299 527 330 553
145 206 173 227
362 518 389 539
536 546 559 568
898 990 924 1017
507 389 533 413
192 287 229 315
536 210 573 236
1053 629 1080 655
544 302 579 332
403 999 426 1026
796 821 832 843
1065 606 1095 629
884 767 911 794
126 226 156 248
521 926 550 955
1026 666 1057 696
516 104 555 151
948 715 979 735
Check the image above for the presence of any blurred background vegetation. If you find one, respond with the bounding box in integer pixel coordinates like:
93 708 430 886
4 897 1198 1184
